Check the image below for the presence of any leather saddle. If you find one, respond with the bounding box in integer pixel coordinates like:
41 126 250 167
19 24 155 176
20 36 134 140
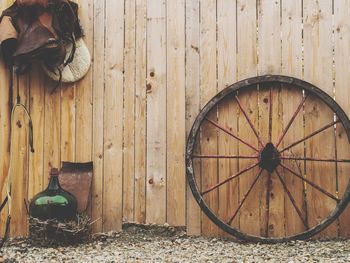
0 0 83 74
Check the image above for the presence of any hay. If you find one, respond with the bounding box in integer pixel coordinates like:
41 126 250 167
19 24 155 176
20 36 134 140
29 214 92 246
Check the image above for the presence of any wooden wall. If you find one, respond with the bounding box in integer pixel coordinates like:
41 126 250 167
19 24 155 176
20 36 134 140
0 0 350 238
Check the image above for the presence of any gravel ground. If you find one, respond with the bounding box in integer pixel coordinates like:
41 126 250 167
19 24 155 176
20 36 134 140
1 223 350 262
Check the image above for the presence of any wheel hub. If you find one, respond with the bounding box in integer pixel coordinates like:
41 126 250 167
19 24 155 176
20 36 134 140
259 142 280 173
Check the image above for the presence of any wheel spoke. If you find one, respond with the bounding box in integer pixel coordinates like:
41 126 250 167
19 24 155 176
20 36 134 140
227 168 264 225
201 163 259 195
280 119 340 153
268 88 273 142
279 163 340 202
235 95 265 147
192 154 258 159
275 95 307 148
280 156 350 163
264 172 272 237
274 169 309 229
205 117 259 152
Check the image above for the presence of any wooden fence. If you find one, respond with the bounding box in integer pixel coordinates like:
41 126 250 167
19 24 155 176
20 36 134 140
1 0 350 238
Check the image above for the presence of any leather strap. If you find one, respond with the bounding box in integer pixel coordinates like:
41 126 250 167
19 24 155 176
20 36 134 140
0 197 8 213
0 67 35 250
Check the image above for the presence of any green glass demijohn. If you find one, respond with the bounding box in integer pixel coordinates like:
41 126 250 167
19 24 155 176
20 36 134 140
29 168 77 221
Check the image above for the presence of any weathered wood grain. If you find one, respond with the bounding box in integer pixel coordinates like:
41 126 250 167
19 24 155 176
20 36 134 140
166 0 186 226
91 0 105 232
0 0 349 239
258 0 284 237
281 0 306 236
200 0 218 237
134 0 147 224
123 0 136 223
334 0 350 238
146 0 167 224
185 0 201 235
217 0 238 237
103 0 124 231
303 0 338 238
237 0 259 236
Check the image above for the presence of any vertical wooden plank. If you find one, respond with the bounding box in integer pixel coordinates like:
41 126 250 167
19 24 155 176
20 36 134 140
0 0 11 235
217 0 237 89
123 0 136 223
11 75 29 236
75 0 93 163
236 0 259 236
281 0 303 79
185 0 201 235
134 0 147 223
103 0 124 231
91 0 105 232
200 0 218 236
166 0 186 226
281 0 306 236
217 0 238 236
43 80 61 189
258 0 281 75
146 0 167 224
237 0 258 81
258 0 284 237
60 4 77 165
28 68 45 200
303 0 337 238
334 0 350 238
60 84 76 163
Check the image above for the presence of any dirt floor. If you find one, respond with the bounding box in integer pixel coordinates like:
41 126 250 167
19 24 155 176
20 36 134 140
1 223 350 262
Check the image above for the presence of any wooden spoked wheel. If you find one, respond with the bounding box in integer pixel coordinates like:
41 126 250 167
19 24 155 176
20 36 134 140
186 75 350 243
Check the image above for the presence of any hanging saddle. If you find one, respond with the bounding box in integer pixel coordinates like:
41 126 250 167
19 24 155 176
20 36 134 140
0 0 83 75
0 1 87 250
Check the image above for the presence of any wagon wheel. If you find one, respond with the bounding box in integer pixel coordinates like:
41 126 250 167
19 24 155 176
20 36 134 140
186 75 350 243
